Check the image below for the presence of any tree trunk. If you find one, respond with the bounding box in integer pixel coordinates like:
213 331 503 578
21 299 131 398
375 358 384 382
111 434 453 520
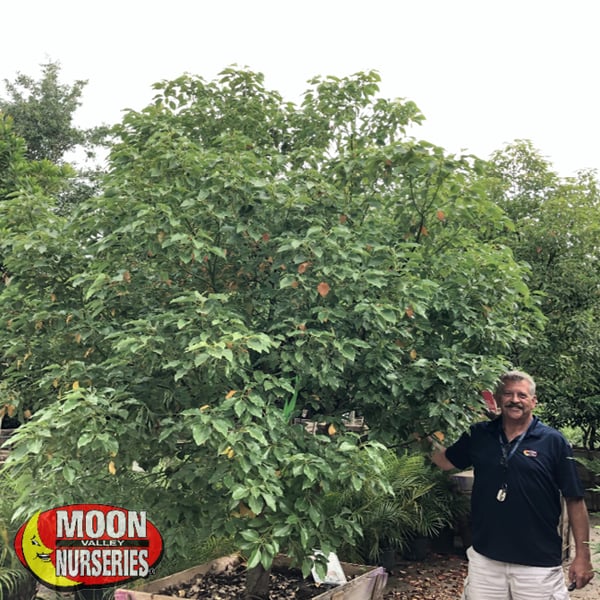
245 564 271 600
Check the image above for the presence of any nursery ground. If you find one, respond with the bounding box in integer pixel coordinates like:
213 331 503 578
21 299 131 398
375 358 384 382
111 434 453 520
383 511 600 600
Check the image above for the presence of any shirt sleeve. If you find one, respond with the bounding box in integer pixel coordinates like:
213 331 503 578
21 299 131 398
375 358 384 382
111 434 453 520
556 435 585 498
445 429 474 470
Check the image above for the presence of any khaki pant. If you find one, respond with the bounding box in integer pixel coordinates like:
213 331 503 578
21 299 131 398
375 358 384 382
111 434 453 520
462 547 570 600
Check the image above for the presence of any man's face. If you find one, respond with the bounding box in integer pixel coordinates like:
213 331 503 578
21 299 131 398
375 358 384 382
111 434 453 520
498 379 537 423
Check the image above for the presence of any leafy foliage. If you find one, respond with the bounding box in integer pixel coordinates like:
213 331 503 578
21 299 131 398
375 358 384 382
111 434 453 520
0 69 543 581
0 471 36 600
0 61 88 163
331 450 467 564
1 61 108 212
486 141 600 448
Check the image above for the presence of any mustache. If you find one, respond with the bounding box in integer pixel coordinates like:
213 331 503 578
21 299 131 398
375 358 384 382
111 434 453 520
504 403 524 409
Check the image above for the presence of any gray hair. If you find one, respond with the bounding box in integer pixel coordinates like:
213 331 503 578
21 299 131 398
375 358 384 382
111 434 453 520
495 370 536 398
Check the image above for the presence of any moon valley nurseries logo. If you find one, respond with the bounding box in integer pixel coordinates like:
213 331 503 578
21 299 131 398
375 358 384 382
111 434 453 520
14 504 163 591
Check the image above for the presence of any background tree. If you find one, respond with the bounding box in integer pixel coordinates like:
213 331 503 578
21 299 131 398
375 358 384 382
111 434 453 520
1 69 543 596
486 140 600 448
1 61 108 210
0 115 73 297
0 61 88 163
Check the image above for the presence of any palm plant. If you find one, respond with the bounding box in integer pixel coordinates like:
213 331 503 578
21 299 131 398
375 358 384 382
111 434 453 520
0 470 37 600
332 450 466 565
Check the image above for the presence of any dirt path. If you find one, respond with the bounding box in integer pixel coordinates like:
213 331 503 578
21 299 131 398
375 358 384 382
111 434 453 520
384 512 600 599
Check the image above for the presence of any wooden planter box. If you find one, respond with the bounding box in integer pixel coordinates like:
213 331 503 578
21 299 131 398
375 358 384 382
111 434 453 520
114 555 388 600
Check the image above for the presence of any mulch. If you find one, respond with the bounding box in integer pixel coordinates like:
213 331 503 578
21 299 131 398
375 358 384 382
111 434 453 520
383 553 468 599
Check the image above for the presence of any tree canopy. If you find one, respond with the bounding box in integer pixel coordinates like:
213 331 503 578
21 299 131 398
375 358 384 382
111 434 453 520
487 140 600 448
1 69 545 575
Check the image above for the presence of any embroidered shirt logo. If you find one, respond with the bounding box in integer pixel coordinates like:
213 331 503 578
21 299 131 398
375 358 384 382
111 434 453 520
523 449 538 457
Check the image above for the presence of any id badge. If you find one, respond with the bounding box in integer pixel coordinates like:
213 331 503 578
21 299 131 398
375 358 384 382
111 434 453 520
496 485 507 502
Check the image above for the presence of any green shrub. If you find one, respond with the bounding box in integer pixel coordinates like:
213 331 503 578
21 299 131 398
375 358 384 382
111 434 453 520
0 469 36 600
330 450 467 564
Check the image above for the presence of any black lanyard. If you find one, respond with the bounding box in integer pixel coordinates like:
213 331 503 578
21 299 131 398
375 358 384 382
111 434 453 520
498 418 536 467
496 418 536 502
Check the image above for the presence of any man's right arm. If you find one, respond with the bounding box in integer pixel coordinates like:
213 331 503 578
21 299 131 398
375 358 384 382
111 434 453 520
431 446 458 471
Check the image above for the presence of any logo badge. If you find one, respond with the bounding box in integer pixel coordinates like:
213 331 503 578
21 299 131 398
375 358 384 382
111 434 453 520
14 504 163 591
523 449 538 457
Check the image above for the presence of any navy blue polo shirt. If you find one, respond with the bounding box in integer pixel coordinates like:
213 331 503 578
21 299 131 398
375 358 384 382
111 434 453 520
445 416 584 567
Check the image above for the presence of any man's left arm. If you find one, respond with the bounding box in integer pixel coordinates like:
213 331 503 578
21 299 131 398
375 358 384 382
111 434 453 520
565 497 594 589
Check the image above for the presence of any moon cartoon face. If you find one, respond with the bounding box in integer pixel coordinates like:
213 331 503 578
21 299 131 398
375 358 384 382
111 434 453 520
15 504 164 590
18 511 80 589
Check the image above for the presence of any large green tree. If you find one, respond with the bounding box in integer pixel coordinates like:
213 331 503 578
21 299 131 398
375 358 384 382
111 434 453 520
1 69 542 595
486 140 600 448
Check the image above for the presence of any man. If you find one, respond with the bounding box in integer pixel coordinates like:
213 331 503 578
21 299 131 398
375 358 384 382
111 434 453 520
431 370 594 599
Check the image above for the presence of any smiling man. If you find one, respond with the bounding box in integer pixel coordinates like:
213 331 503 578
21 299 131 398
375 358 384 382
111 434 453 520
431 370 594 599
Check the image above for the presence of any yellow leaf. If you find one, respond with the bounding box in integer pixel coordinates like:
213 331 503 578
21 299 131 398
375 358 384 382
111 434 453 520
66 314 73 324
108 460 117 475
200 405 210 412
225 390 236 399
433 431 445 442
409 349 417 360
221 446 235 459
328 423 337 436
72 381 80 390
74 333 82 344
24 409 32 420
53 378 60 388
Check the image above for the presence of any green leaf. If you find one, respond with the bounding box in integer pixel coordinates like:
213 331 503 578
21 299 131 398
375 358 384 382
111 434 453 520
246 547 262 569
191 424 210 446
231 485 247 501
240 529 260 543
84 273 109 300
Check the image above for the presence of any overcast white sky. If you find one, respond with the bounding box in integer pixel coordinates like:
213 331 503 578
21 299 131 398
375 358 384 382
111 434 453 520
3 1 599 177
